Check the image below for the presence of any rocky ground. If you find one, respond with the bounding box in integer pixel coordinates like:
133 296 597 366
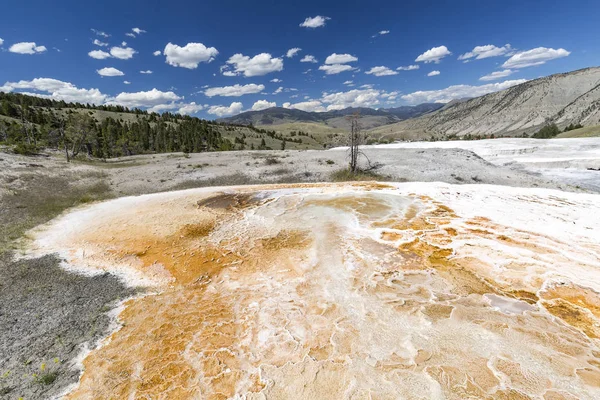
0 141 595 399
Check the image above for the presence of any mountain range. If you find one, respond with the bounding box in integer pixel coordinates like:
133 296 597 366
222 67 600 141
218 104 444 131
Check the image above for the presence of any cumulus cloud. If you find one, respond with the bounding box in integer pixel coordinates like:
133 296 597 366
91 29 110 38
132 27 146 35
286 48 301 58
415 45 451 63
318 64 356 75
112 88 181 108
479 69 515 81
299 16 330 28
365 66 398 76
153 50 161 56
164 42 219 69
273 86 283 94
321 88 384 110
252 99 276 111
0 38 3 46
458 44 512 61
224 53 283 77
284 87 397 112
300 55 317 63
110 45 136 59
397 65 419 71
177 102 204 115
125 33 136 38
502 47 570 69
325 53 358 64
97 67 125 77
427 70 440 77
93 39 108 47
0 78 107 104
9 42 47 54
204 83 265 97
401 79 527 104
270 78 282 83
88 49 111 59
124 80 131 84
343 80 354 86
207 102 244 117
140 70 153 74
285 100 326 112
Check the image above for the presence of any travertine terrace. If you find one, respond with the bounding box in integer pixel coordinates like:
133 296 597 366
29 182 600 399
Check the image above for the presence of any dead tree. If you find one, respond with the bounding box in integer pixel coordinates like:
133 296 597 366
347 112 363 173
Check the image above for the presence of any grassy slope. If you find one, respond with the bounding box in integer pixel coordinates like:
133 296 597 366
555 125 600 138
34 107 324 150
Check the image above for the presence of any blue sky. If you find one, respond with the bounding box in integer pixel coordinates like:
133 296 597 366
1 0 598 119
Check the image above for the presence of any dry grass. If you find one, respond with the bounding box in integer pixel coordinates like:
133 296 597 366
330 168 392 182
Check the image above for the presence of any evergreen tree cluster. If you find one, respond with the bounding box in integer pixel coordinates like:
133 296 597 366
0 92 288 157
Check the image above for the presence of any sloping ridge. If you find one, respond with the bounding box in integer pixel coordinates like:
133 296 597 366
369 67 600 139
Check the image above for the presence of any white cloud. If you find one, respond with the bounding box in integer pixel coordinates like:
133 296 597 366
110 45 136 60
88 49 111 59
204 83 265 97
153 50 161 56
299 15 330 28
164 42 219 69
9 42 47 54
132 27 146 35
415 45 451 63
343 80 354 86
140 70 153 74
97 67 125 77
207 102 244 117
318 64 356 75
93 39 108 47
427 70 440 77
365 66 398 77
321 88 384 110
270 78 282 83
125 33 136 38
273 86 283 94
300 55 317 63
397 65 419 71
502 47 570 69
286 100 326 112
401 79 527 104
252 99 276 111
124 80 131 85
177 102 204 115
479 69 515 81
121 41 127 46
112 88 181 108
91 29 110 38
0 38 3 46
286 48 301 58
303 69 312 74
225 53 283 77
372 30 390 38
0 78 107 104
284 88 397 112
458 44 512 61
325 53 358 64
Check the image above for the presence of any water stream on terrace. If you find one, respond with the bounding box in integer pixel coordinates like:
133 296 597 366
29 183 600 399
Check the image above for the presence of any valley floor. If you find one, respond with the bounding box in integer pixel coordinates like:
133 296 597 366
0 137 599 399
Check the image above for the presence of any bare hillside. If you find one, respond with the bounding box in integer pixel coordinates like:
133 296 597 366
369 67 600 140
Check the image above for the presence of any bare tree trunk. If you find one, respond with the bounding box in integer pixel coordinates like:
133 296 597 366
348 113 362 173
59 120 70 162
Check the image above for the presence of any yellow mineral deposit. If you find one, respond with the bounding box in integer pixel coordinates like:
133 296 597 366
29 183 600 399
